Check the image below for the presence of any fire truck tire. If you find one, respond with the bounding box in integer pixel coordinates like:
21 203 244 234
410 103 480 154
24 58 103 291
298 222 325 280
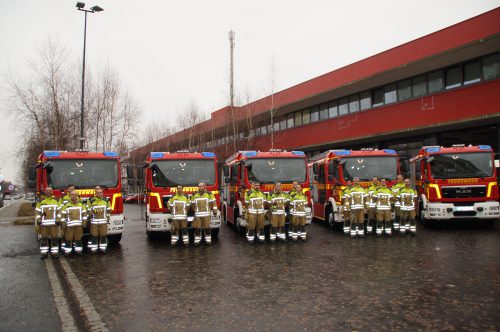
108 234 122 244
419 205 430 226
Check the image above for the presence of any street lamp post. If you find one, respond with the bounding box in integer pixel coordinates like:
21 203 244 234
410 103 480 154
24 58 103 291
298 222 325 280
76 2 103 150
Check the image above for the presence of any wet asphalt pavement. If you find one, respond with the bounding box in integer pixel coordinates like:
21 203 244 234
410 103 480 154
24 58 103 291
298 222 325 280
65 204 500 331
1 202 499 331
0 202 61 332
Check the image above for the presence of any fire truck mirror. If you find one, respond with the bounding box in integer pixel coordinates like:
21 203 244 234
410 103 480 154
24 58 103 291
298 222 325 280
427 156 435 163
136 166 144 180
328 161 336 174
312 163 319 174
245 162 253 172
222 164 229 177
126 165 134 179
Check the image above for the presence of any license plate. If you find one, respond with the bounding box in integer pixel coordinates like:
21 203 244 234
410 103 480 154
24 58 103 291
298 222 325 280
454 206 473 211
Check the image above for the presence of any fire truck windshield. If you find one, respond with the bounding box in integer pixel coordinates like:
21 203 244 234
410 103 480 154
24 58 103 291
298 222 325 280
247 158 306 184
46 159 119 189
429 152 493 179
341 156 398 181
151 159 215 187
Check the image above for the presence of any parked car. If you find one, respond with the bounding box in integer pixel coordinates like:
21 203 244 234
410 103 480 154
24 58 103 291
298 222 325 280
0 197 3 208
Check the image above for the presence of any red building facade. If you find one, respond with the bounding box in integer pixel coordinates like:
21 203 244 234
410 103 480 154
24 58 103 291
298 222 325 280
131 8 500 175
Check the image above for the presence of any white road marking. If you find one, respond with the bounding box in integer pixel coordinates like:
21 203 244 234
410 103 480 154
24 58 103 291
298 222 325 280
59 258 109 332
45 259 78 332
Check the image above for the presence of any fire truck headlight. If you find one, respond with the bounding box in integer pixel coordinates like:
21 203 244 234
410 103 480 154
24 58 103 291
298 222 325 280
149 218 161 224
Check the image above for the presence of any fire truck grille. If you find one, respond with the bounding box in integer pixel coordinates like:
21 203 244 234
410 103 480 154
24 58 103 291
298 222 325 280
442 186 486 198
453 211 477 217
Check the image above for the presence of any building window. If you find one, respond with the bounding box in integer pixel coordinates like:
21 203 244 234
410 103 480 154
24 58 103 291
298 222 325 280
398 79 411 101
267 124 272 134
412 75 427 97
310 106 319 122
483 53 500 80
254 128 260 136
287 113 294 128
302 109 310 124
328 101 338 118
294 111 302 126
427 71 444 93
261 126 266 135
372 88 384 107
273 121 280 132
338 98 349 115
445 66 461 89
349 95 359 113
319 103 328 120
384 84 397 104
280 118 287 130
464 61 481 85
360 91 371 110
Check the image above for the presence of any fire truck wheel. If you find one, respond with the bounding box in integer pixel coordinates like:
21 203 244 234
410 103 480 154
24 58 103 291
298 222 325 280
107 234 122 244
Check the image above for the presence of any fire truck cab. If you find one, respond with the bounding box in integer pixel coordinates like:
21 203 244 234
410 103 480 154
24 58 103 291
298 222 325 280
310 149 400 226
410 145 499 222
221 150 311 233
28 150 124 243
139 151 221 238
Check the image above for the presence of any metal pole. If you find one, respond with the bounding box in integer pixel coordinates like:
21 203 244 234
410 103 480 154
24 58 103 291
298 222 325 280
80 11 88 150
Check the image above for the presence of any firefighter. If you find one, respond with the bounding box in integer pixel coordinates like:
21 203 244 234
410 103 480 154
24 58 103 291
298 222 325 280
366 177 380 234
191 182 214 246
58 184 77 248
288 181 299 200
267 182 288 242
245 181 266 243
375 179 395 236
392 174 405 232
290 184 307 241
341 180 353 235
398 178 418 236
61 190 87 255
349 177 367 237
35 187 61 259
87 186 111 253
169 185 189 246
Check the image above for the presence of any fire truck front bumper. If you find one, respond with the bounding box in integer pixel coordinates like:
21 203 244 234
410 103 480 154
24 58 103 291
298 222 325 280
108 214 124 234
305 207 312 224
147 213 173 232
425 201 500 220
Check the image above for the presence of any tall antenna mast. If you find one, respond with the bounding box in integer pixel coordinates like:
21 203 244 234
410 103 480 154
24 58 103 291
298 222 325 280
228 30 236 150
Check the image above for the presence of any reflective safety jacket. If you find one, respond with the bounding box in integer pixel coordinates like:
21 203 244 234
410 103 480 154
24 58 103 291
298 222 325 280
35 197 61 226
61 201 87 227
366 184 380 208
398 187 417 211
392 182 405 207
290 192 307 217
375 187 394 211
59 193 82 206
348 185 367 210
191 192 214 217
169 193 190 219
341 186 352 211
246 190 266 214
87 197 111 225
267 191 289 215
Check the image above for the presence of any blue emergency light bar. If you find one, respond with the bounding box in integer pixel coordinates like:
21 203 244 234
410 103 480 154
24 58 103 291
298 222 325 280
478 145 492 151
383 149 396 154
151 152 164 159
103 151 118 157
202 152 215 158
426 147 440 153
44 151 61 157
243 151 258 157
291 151 305 156
333 150 351 156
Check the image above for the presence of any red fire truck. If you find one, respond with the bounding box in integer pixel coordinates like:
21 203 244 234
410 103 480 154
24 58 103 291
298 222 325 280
309 149 400 226
410 145 499 222
137 151 221 238
28 150 124 243
221 150 311 233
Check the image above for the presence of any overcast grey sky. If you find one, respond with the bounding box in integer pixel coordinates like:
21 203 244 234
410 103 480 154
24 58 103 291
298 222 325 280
0 0 499 183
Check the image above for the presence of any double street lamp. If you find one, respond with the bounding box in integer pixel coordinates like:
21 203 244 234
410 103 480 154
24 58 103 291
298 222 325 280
76 2 103 149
